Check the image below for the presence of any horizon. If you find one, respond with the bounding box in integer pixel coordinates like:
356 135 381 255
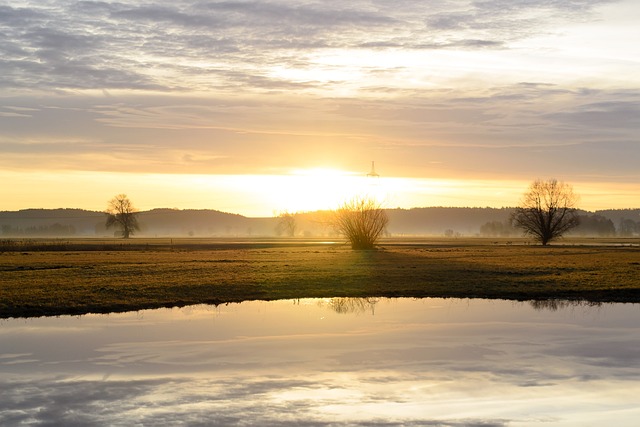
4 202 639 219
1 1 638 215
1 171 637 217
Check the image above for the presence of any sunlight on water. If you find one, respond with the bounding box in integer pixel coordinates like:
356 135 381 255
1 298 639 426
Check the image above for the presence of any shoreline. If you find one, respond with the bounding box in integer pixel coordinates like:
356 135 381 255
2 238 639 319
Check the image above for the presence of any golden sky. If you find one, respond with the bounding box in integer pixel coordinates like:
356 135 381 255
1 0 638 216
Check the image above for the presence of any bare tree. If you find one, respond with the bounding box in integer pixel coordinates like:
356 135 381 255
511 179 579 245
333 196 389 249
105 194 140 238
275 211 297 237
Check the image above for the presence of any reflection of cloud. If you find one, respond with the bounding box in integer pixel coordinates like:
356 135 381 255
333 344 505 368
0 376 511 426
549 339 640 369
2 299 640 425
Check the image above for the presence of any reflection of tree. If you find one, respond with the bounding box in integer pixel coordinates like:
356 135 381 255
528 299 602 311
320 297 380 315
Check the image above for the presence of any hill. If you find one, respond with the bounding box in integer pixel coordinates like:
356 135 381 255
1 207 638 238
0 208 275 238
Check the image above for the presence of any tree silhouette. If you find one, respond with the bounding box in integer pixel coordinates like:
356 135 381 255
333 196 388 249
511 179 579 245
275 211 297 237
105 194 140 238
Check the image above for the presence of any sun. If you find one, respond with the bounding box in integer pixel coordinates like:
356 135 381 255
281 168 363 212
268 168 368 213
163 169 385 217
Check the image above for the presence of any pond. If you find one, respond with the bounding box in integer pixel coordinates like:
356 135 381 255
1 298 639 426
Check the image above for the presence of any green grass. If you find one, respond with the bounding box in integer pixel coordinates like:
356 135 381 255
1 237 639 318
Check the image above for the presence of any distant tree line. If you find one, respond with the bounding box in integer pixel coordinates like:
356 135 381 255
571 214 616 237
480 213 623 238
479 220 518 237
1 188 637 241
618 218 640 236
1 223 77 237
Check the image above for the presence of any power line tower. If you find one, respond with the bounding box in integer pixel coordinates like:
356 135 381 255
366 161 379 178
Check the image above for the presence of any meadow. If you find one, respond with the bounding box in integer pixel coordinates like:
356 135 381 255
1 237 639 318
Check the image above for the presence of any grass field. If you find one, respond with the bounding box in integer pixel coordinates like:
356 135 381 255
1 237 639 318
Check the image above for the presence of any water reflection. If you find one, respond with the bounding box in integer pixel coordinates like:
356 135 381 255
528 299 603 311
1 298 639 426
318 297 380 314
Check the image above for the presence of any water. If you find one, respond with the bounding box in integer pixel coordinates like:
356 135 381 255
1 298 639 426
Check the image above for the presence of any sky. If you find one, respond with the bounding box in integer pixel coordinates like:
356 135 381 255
1 0 639 216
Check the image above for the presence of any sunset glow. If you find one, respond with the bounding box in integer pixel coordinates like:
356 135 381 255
0 0 638 215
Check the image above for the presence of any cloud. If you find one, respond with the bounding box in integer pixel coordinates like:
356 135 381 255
544 99 640 131
0 81 638 181
0 0 637 192
0 0 618 93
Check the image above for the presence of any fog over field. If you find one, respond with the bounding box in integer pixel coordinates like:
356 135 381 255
1 207 639 238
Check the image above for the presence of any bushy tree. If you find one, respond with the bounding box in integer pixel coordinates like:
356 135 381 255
105 194 140 238
333 196 388 250
511 179 579 245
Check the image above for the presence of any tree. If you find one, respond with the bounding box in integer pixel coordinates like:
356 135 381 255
332 196 389 250
479 220 517 237
105 194 140 238
572 214 615 237
275 211 297 237
618 218 639 237
511 179 579 245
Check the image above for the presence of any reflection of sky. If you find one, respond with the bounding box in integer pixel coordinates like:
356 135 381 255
1 298 639 426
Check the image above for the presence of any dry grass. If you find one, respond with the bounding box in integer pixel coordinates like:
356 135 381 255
1 237 639 318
